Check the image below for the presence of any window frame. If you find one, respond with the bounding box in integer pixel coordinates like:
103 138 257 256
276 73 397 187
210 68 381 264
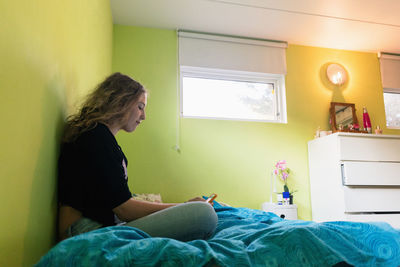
179 66 287 124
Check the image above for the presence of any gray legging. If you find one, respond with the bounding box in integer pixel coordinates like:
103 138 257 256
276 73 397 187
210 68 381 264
125 201 218 241
67 201 218 242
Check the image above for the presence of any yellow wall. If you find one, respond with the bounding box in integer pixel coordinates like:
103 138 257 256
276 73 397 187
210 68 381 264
112 26 399 226
0 1 112 266
286 44 396 135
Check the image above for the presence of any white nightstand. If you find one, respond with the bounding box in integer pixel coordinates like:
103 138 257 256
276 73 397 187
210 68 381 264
262 202 298 220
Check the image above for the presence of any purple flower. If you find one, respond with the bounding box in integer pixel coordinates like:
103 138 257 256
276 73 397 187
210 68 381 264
273 160 295 195
274 160 291 182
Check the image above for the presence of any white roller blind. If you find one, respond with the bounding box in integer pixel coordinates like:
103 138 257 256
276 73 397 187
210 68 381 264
379 53 400 93
178 30 287 75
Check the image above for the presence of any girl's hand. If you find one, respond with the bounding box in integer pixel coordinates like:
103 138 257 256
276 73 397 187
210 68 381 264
186 196 205 202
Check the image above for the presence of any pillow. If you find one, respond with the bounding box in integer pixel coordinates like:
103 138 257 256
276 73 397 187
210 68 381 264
132 193 162 203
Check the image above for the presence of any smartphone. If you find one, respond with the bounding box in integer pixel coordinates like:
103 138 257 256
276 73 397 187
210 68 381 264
206 193 218 205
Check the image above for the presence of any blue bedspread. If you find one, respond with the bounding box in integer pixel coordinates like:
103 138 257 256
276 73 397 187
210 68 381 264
36 207 400 266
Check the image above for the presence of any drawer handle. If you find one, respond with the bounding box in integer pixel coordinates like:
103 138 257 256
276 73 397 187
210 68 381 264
341 163 346 185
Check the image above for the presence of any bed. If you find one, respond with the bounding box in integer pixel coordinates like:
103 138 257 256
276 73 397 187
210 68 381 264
36 203 400 266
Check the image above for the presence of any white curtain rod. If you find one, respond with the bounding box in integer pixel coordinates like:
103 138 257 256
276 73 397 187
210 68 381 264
379 52 400 60
178 29 288 48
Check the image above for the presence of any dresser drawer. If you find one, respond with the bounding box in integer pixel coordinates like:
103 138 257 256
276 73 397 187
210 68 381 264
338 135 400 161
342 161 400 186
343 187 400 212
345 213 400 228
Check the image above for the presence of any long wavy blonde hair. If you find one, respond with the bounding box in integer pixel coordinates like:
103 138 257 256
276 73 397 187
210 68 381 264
63 72 146 142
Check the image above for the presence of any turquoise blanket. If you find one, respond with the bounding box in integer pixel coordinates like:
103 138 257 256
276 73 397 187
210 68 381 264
36 207 400 266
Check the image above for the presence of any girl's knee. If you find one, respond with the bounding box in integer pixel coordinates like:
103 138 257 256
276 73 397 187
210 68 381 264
190 202 218 238
189 202 217 218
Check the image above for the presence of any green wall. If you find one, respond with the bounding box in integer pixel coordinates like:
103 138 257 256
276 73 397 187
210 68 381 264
113 25 399 222
1 11 398 264
0 1 112 266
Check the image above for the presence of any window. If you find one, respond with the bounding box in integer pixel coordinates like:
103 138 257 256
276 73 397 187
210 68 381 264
178 30 288 123
383 92 400 128
379 52 400 129
180 66 286 123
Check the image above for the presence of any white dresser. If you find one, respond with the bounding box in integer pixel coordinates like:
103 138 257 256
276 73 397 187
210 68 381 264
308 132 400 228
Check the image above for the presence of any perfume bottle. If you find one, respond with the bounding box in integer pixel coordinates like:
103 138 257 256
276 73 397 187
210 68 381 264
375 125 383 134
363 107 372 133
282 192 290 205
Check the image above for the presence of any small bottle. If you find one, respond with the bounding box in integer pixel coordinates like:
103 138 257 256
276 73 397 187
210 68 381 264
375 125 383 134
363 107 372 133
277 194 283 205
282 192 290 205
315 126 321 138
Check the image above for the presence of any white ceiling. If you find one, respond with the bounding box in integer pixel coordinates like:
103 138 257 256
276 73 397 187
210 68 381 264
111 0 400 54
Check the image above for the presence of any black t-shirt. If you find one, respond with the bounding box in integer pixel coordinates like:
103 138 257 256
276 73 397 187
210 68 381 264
58 123 132 226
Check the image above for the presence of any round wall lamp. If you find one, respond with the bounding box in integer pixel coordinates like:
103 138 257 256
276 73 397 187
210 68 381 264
326 63 347 85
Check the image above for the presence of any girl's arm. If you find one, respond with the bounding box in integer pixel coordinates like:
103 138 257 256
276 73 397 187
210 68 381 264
113 197 205 222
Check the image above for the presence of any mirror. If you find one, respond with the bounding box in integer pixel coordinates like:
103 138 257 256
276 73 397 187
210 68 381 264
329 102 365 132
